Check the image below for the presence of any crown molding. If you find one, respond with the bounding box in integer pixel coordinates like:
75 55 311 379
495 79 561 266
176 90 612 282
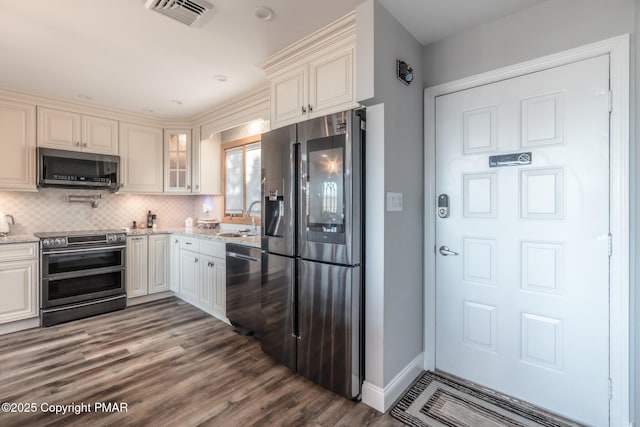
0 83 269 132
196 86 270 136
0 87 163 127
257 11 356 74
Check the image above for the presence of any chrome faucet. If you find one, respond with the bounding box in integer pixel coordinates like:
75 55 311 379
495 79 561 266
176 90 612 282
246 201 261 217
246 201 261 235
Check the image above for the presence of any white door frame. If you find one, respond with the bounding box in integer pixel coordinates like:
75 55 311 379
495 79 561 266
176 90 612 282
423 35 630 426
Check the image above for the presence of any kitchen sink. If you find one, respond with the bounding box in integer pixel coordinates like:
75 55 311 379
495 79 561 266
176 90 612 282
217 232 243 238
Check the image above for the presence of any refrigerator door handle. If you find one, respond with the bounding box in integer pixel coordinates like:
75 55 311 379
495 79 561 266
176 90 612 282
291 277 298 339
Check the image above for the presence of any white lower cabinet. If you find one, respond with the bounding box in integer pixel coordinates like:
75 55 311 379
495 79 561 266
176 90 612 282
127 234 170 299
169 235 180 292
127 236 148 298
200 254 226 314
179 248 199 302
148 235 170 294
177 236 226 319
0 242 38 324
129 233 230 320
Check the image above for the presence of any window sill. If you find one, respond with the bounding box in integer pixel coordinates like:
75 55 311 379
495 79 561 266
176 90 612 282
221 217 259 225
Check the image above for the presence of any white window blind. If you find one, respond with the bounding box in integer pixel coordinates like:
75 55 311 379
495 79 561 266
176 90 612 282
245 143 261 215
225 147 243 214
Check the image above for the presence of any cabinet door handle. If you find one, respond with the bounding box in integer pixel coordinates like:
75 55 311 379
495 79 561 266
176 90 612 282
185 242 192 245
301 105 306 114
83 142 88 148
76 141 81 147
195 185 199 190
195 258 199 263
187 185 191 189
308 104 313 113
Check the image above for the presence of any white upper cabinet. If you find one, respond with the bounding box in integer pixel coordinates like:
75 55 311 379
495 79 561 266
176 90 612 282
269 45 356 129
164 129 192 194
261 13 357 130
37 107 118 155
119 122 164 194
191 126 201 194
308 46 354 116
271 66 308 127
194 128 222 195
0 98 36 191
82 114 119 155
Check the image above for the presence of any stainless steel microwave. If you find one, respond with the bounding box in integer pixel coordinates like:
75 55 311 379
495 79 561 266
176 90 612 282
37 148 120 191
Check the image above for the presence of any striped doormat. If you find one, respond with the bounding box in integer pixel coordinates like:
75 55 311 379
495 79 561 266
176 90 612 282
390 371 584 427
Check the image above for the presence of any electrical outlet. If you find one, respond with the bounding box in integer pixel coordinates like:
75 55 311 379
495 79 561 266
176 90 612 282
386 192 403 212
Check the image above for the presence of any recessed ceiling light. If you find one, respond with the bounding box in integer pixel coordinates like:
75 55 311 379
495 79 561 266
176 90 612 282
214 75 228 82
253 6 274 20
171 100 183 105
77 94 92 100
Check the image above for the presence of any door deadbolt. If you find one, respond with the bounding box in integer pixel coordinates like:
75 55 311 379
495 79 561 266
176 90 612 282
437 194 449 218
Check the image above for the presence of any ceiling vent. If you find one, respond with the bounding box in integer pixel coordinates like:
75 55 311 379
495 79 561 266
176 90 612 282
145 0 213 26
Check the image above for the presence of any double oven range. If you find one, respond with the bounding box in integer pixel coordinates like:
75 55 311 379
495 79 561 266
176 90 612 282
34 229 127 327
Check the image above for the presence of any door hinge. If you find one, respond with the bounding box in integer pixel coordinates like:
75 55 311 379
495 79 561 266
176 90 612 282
608 233 613 257
608 90 613 113
608 378 612 399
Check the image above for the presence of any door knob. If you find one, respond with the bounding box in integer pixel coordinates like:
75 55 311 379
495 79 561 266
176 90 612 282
439 246 459 256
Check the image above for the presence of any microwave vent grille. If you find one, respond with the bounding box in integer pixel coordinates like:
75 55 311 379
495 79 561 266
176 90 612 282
144 0 213 26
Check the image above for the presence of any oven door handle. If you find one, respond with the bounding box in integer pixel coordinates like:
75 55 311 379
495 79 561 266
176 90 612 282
42 265 125 281
43 245 126 255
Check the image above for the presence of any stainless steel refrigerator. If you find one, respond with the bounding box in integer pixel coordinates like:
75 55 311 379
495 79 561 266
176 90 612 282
261 108 364 399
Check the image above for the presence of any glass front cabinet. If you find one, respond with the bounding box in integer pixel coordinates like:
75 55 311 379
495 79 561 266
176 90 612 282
164 129 192 193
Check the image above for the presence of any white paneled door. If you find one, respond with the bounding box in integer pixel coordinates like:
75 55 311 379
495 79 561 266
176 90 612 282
435 55 610 426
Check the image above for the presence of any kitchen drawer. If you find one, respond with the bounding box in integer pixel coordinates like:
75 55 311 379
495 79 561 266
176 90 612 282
200 240 225 258
180 236 200 252
0 242 38 262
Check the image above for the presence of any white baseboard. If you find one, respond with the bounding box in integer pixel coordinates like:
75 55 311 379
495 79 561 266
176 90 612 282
0 317 40 335
362 381 385 412
127 291 175 306
362 352 424 413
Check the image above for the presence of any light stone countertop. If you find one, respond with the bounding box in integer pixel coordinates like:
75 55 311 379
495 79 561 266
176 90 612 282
0 229 260 248
0 234 40 245
126 227 261 248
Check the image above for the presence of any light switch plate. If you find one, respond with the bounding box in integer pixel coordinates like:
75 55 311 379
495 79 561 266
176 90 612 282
386 192 403 212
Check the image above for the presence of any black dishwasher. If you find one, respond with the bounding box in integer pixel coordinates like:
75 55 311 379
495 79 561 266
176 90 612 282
226 244 262 335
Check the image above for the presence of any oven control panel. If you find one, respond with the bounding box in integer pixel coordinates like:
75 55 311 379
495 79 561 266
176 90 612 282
42 237 68 248
107 233 127 244
39 232 126 249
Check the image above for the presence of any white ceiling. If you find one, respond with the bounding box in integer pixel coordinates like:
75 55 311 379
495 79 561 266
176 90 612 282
0 0 545 120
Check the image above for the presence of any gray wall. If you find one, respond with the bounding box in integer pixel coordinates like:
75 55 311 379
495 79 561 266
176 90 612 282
423 0 635 87
356 0 425 389
422 0 638 422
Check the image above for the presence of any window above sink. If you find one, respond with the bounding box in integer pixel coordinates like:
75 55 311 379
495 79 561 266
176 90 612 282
223 134 261 225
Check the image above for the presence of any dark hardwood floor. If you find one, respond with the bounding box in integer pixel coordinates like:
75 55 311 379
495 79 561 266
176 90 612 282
0 298 404 427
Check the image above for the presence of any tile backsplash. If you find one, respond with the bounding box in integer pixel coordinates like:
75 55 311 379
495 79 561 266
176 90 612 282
0 189 223 235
